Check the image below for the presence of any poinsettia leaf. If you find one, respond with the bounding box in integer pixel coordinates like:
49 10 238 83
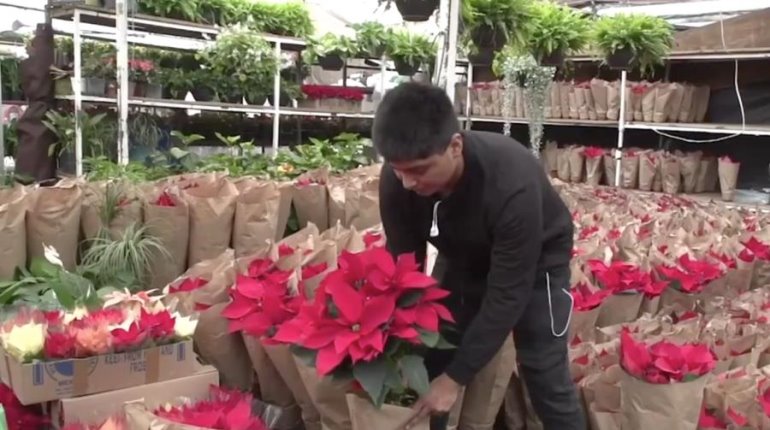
434 335 455 350
400 355 430 395
397 291 422 308
418 329 439 348
30 257 60 279
290 345 318 367
682 373 701 382
353 358 389 407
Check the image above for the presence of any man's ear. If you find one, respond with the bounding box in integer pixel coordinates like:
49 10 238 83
449 133 464 159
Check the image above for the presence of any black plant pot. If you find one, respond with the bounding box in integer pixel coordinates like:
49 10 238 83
539 49 566 67
318 54 344 71
57 150 76 176
268 92 293 107
82 77 106 96
606 46 635 70
395 0 439 22
191 86 214 102
468 49 495 66
470 26 508 51
246 93 268 106
220 92 244 104
394 59 419 76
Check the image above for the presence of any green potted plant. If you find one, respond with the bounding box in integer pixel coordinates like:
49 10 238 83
1 59 23 101
189 69 216 102
137 0 201 22
386 30 435 76
351 21 392 58
378 0 439 22
303 33 357 71
50 66 73 96
527 1 590 66
462 0 533 52
248 1 314 38
83 41 115 96
198 25 276 104
53 36 73 70
43 110 115 174
593 13 674 74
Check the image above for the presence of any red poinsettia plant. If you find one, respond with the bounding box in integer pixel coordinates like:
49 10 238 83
583 146 605 159
301 85 366 101
154 385 274 430
743 236 770 261
0 383 49 430
620 328 715 384
154 190 176 207
272 246 455 407
655 254 724 294
571 282 610 312
587 260 668 297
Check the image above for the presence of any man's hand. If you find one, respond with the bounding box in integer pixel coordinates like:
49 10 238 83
400 373 461 429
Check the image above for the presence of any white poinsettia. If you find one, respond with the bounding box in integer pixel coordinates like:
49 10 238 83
173 313 198 339
0 322 45 362
43 243 64 267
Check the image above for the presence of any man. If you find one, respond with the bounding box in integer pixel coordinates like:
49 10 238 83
374 82 584 430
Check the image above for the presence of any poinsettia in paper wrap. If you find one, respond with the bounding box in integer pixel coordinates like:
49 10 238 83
271 247 455 430
566 145 585 183
124 385 282 430
581 146 604 186
292 168 330 231
222 237 325 430
741 236 770 289
183 178 239 267
696 156 720 193
344 177 380 231
717 156 741 202
655 254 726 311
568 277 610 343
589 78 609 120
637 150 660 192
674 150 703 193
0 186 28 280
541 141 559 176
577 364 622 430
556 147 572 182
619 149 640 189
231 179 285 259
619 329 716 430
602 152 618 187
702 367 763 429
589 260 665 327
144 187 190 290
81 180 143 242
26 180 83 270
659 152 682 194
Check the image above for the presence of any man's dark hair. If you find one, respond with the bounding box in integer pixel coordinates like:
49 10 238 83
372 82 460 162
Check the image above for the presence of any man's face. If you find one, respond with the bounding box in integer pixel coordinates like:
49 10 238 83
388 134 463 196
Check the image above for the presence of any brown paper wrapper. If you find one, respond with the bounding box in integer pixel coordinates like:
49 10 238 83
80 181 143 241
620 372 709 430
591 78 609 120
666 83 686 122
550 82 562 119
144 188 190 289
293 169 330 231
459 336 516 429
692 85 711 123
557 147 572 182
0 186 28 280
233 180 282 258
345 177 380 230
295 358 353 430
584 153 604 187
263 343 321 430
695 157 718 193
568 146 585 183
569 307 599 343
514 86 525 118
543 141 559 175
575 86 588 120
607 81 621 121
679 151 703 193
652 83 675 123
194 302 255 391
327 179 346 228
568 84 579 119
184 178 239 266
603 153 618 187
597 293 644 327
26 180 82 270
678 85 696 123
347 394 428 430
661 154 681 195
621 151 640 189
718 157 740 202
638 150 660 192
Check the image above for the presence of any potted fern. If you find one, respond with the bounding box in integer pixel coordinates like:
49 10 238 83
593 13 674 75
462 0 532 52
527 1 590 67
386 30 435 76
303 33 357 71
351 22 392 59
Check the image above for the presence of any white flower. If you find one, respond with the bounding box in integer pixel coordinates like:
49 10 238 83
0 323 45 362
43 244 64 267
62 306 89 325
173 314 198 339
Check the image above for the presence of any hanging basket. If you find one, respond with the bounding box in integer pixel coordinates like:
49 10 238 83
468 49 495 66
318 54 345 71
394 0 439 22
470 25 507 51
393 58 419 76
606 46 635 70
538 49 566 67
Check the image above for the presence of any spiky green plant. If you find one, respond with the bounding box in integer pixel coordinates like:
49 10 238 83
592 13 674 76
527 1 591 61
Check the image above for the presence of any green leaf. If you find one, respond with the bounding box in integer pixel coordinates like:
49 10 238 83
434 336 456 350
290 345 318 367
352 358 390 407
400 355 430 395
418 329 440 348
29 257 59 279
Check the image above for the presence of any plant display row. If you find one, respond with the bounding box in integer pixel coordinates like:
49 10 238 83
304 23 436 76
1 58 23 101
467 78 711 124
556 184 770 429
460 0 674 74
135 0 314 39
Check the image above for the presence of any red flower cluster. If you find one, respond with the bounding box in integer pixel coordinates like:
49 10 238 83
0 383 49 430
221 257 297 344
743 237 770 261
168 277 209 295
301 85 366 101
620 329 715 384
295 177 325 187
363 231 385 249
699 407 727 429
43 308 177 359
587 260 667 296
154 385 268 430
583 147 605 159
128 59 154 73
154 191 176 207
571 282 610 312
656 254 724 294
273 247 454 376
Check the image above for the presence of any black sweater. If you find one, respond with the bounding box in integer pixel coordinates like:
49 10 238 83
379 131 574 385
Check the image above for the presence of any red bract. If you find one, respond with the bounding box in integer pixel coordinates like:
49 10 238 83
44 328 77 359
620 329 715 384
760 384 770 418
295 177 325 187
699 408 727 429
583 147 605 159
222 259 297 344
301 84 366 101
743 237 770 261
139 309 176 340
708 251 737 269
154 385 269 430
363 231 384 249
278 244 295 257
578 225 599 240
168 277 208 294
70 308 125 329
0 383 49 430
657 255 723 294
587 260 661 294
111 322 148 352
302 262 328 280
571 282 610 311
154 191 176 207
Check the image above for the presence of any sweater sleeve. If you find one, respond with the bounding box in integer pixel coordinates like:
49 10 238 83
444 183 543 385
378 164 426 265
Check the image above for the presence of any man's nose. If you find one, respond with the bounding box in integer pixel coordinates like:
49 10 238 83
401 175 418 190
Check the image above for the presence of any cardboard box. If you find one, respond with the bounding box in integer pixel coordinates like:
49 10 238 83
52 365 219 428
3 340 199 405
